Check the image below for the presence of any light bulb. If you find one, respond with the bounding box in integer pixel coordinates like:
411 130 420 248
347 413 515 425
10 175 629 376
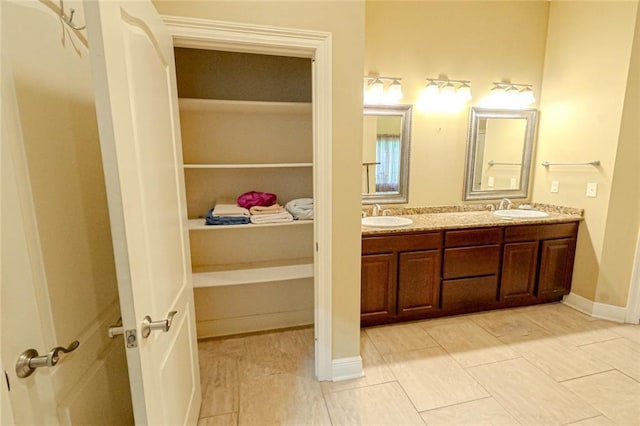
506 85 520 103
441 82 456 98
423 81 440 97
387 80 403 102
519 86 535 104
456 83 472 102
489 84 507 105
365 79 385 104
371 79 384 95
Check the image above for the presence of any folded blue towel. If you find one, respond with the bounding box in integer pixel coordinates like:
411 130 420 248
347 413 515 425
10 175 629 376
205 209 251 225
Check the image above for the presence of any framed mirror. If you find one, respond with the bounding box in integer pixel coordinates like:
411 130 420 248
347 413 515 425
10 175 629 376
463 107 538 201
362 104 412 204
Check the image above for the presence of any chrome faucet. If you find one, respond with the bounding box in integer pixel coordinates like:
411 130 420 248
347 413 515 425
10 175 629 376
497 198 513 210
372 204 382 216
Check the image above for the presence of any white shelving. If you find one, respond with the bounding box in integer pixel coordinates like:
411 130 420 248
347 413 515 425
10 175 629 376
192 258 313 288
175 50 314 337
179 97 312 114
184 163 312 169
187 218 313 230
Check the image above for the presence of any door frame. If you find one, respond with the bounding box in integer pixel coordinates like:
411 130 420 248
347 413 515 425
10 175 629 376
626 230 640 324
162 16 334 380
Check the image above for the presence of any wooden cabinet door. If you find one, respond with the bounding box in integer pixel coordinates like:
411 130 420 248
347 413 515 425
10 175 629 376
361 253 397 324
501 242 538 301
398 250 440 317
538 238 576 297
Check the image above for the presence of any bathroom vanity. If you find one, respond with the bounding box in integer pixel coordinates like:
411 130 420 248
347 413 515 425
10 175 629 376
361 207 581 326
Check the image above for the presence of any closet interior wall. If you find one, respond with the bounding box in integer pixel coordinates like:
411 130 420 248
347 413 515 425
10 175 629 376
174 48 315 338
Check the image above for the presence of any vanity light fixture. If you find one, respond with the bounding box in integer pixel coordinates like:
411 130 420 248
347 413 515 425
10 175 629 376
417 78 473 112
364 75 403 104
488 82 535 107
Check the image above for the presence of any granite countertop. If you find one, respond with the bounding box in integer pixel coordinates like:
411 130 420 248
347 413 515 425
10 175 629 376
361 203 584 236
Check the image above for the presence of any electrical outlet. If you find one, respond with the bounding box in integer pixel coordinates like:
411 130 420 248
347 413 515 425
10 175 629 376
551 180 559 193
488 176 494 188
510 177 517 189
586 182 598 197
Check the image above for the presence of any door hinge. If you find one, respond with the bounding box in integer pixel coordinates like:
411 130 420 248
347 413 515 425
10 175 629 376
316 242 319 251
5 370 10 391
125 329 138 348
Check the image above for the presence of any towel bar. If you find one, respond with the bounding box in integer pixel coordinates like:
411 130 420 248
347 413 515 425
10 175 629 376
541 160 600 167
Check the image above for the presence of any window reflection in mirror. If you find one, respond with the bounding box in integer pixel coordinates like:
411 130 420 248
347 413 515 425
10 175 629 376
362 104 412 204
464 107 537 201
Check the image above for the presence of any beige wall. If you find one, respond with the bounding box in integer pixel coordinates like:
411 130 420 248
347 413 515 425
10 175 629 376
153 0 365 359
365 1 549 206
532 1 638 306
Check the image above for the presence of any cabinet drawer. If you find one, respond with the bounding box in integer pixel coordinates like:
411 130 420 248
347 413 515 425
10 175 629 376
442 276 498 309
445 227 502 247
443 245 500 279
362 232 442 254
504 222 578 242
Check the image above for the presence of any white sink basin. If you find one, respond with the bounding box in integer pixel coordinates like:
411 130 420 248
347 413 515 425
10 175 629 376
362 216 413 228
493 209 549 219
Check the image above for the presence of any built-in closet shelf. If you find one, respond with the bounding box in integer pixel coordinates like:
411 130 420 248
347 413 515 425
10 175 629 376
192 258 314 288
178 97 312 115
188 218 313 230
184 163 312 169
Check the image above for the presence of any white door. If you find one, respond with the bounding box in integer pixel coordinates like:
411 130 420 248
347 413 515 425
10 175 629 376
84 1 201 424
1 1 137 423
1 47 58 424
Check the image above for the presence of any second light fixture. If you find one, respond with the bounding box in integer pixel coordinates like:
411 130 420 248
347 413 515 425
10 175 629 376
420 78 472 103
364 76 403 104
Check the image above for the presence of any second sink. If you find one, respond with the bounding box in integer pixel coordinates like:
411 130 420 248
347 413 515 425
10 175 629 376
493 209 549 219
362 216 413 228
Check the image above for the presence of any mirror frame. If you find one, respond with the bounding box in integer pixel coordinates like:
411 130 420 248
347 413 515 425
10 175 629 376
362 104 412 205
463 107 538 201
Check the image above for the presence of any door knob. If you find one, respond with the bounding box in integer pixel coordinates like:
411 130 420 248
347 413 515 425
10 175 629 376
16 340 80 378
141 310 177 338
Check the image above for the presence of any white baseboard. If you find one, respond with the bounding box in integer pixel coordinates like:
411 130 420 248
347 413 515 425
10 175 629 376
562 293 594 316
196 309 313 339
563 292 627 323
331 356 364 382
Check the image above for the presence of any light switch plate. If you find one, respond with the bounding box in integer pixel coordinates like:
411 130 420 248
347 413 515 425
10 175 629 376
488 176 494 188
510 177 517 189
551 180 559 193
586 182 598 197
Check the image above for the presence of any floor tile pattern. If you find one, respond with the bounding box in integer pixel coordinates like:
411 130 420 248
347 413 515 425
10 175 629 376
197 303 640 425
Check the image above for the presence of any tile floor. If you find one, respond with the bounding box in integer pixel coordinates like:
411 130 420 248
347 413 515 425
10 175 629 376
197 303 640 425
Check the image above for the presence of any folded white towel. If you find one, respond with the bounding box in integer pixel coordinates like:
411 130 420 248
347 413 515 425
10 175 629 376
250 211 294 224
213 200 250 217
249 204 285 215
285 198 314 220
290 198 313 208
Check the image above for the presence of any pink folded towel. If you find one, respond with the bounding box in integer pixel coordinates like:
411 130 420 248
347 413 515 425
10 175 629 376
250 204 285 215
237 191 277 209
